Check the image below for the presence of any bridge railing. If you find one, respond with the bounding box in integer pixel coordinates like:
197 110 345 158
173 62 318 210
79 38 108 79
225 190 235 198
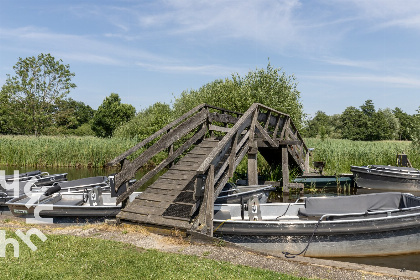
108 104 242 204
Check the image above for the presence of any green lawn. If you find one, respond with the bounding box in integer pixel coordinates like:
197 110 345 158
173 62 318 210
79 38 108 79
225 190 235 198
0 232 309 280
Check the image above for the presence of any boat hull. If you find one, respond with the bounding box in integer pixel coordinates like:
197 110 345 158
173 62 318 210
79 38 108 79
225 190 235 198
351 166 420 191
218 227 420 257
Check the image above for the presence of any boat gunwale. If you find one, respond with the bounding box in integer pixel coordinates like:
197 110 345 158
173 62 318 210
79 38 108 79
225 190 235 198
213 203 420 225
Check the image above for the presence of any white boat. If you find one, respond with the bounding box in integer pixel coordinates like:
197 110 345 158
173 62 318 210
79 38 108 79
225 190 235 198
213 192 420 257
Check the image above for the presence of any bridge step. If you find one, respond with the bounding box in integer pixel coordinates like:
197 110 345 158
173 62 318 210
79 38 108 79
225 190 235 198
117 138 220 229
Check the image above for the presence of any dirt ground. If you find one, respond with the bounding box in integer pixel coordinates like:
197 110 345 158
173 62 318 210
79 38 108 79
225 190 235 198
0 214 419 280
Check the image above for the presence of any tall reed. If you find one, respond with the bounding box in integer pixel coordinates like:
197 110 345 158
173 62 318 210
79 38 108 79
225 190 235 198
305 138 419 175
0 135 138 168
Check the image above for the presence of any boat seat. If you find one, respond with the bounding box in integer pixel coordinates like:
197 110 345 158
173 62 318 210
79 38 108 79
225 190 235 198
54 198 84 206
299 192 405 217
214 210 231 220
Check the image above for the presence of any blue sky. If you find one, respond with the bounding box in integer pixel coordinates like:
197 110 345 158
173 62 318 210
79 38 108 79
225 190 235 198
1 0 420 118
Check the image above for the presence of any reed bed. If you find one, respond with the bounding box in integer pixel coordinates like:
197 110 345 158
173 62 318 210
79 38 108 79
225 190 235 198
0 135 138 168
305 138 419 175
1 135 418 174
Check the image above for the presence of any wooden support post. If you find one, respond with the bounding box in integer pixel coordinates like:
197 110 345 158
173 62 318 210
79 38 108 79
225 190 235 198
304 150 310 174
282 146 289 193
228 133 238 178
248 141 258 186
204 165 215 237
247 109 259 186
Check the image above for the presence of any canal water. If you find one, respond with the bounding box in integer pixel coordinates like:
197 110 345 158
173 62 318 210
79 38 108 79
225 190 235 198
1 166 419 272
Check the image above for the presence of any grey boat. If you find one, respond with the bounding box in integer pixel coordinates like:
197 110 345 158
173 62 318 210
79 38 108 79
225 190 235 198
6 185 141 218
351 165 420 191
213 192 420 257
0 171 68 205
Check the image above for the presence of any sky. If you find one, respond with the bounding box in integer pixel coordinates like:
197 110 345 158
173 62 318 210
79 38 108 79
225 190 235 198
1 0 420 118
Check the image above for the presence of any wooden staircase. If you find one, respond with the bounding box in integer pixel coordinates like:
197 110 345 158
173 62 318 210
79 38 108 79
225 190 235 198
117 138 219 229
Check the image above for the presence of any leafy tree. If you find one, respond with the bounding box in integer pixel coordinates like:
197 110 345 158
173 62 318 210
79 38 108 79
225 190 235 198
55 98 95 130
393 107 415 140
113 102 172 140
373 108 400 140
0 53 76 135
92 93 135 137
339 106 367 140
412 107 420 148
0 92 11 134
172 62 305 129
303 111 336 139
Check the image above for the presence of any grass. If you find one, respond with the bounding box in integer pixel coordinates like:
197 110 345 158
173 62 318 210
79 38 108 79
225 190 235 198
305 138 420 175
0 135 138 168
0 231 309 280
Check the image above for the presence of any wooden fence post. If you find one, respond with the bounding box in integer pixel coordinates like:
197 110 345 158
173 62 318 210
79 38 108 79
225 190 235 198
282 146 289 193
204 165 215 236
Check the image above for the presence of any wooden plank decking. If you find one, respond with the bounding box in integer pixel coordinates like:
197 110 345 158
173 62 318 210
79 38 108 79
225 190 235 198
117 138 220 230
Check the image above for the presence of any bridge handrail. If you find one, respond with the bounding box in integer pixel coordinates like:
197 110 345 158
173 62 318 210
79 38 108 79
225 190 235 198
197 103 259 174
107 104 209 166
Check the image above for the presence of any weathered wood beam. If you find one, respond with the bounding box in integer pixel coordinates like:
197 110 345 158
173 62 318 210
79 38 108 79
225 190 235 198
228 132 239 177
208 124 231 134
255 121 278 147
282 146 289 192
208 112 239 124
204 165 214 236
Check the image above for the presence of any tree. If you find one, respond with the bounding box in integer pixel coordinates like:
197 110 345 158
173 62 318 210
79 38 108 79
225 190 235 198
393 107 415 140
412 107 420 148
373 108 400 140
92 93 135 137
55 98 95 130
172 62 305 129
0 53 76 135
340 106 367 140
114 102 172 140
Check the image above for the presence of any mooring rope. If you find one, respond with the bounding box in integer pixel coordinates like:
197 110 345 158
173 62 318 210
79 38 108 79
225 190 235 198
213 218 231 233
276 197 301 220
282 216 323 258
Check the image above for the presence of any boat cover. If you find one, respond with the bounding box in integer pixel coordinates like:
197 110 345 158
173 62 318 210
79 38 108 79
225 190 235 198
299 192 407 217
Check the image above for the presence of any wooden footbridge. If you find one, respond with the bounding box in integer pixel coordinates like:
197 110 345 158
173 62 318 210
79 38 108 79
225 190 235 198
108 103 309 236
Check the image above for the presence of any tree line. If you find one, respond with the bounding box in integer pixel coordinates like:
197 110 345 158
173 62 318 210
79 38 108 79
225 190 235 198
1 54 304 140
1 53 418 146
302 100 420 142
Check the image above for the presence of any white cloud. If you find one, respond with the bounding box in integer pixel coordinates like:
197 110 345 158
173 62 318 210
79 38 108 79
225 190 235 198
302 72 420 88
136 61 244 77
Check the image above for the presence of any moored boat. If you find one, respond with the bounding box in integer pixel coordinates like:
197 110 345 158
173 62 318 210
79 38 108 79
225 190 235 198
213 192 420 257
6 185 141 218
351 165 420 191
0 171 68 205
